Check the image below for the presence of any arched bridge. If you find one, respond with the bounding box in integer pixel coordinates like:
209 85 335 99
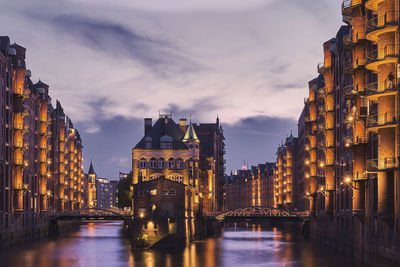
50 208 131 221
213 206 309 222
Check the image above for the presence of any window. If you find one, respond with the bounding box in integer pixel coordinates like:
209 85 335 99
139 158 146 169
145 141 151 149
169 190 176 195
158 158 165 169
150 158 157 169
168 158 174 169
161 141 173 149
176 159 184 169
150 189 157 195
177 176 183 183
162 190 168 195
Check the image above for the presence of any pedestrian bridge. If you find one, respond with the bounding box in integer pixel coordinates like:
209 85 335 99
50 207 131 221
213 206 309 222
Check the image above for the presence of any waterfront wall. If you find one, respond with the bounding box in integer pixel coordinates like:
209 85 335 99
130 216 221 249
308 217 400 267
0 220 80 250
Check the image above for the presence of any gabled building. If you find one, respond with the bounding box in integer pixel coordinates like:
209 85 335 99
131 114 201 221
131 114 226 220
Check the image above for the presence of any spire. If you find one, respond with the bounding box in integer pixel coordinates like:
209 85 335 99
183 116 199 142
88 160 95 175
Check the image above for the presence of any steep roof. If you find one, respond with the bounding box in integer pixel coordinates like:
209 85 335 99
182 120 199 142
88 161 95 175
134 117 187 150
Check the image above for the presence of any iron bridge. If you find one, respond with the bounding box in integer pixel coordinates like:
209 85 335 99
214 206 309 221
50 207 131 221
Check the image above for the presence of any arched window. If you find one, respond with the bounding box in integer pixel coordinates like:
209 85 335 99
150 158 157 169
139 158 146 169
176 158 184 169
158 158 165 169
168 158 174 169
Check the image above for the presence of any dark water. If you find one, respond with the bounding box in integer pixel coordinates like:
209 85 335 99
0 222 356 267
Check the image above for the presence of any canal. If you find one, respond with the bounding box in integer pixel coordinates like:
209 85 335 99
0 221 356 267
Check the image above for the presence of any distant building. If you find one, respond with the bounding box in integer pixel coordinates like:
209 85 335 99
225 163 275 210
273 133 298 211
87 161 97 208
96 177 115 209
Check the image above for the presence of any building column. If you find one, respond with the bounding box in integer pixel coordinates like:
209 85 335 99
378 171 394 217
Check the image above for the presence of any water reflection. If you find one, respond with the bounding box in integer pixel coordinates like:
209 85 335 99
0 221 356 267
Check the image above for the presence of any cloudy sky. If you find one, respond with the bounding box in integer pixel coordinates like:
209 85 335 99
1 0 344 179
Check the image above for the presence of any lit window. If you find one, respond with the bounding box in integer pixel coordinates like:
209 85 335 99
150 189 157 195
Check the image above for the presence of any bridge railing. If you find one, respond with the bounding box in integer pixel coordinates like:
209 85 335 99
214 207 310 221
51 207 130 218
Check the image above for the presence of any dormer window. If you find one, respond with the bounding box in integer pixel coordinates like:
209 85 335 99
160 135 173 149
145 137 152 149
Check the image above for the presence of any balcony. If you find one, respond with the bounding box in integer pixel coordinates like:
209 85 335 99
343 30 367 48
367 111 400 129
367 157 399 171
353 57 367 69
344 135 367 148
342 0 363 14
366 81 399 100
366 44 400 71
366 12 400 41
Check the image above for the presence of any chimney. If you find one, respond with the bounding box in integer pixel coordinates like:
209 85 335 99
144 118 152 135
179 118 187 132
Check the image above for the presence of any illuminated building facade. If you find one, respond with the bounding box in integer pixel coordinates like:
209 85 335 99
276 0 400 263
273 133 298 211
225 163 275 210
0 36 86 245
87 161 97 208
193 117 225 212
131 114 225 220
131 115 202 220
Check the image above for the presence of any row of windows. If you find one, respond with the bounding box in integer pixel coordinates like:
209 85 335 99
143 189 176 196
142 175 184 183
137 158 186 169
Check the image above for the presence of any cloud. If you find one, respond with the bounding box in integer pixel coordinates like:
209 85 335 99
224 115 298 171
0 0 345 177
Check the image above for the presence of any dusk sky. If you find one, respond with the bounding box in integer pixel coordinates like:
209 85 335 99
1 0 344 179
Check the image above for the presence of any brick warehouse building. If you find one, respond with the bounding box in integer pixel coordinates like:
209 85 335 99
272 0 400 264
225 163 275 210
0 36 87 247
131 115 225 218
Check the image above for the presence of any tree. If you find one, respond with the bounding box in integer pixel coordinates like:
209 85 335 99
118 172 132 209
